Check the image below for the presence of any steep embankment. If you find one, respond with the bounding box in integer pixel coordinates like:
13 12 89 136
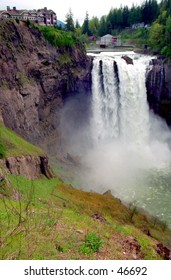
0 19 92 149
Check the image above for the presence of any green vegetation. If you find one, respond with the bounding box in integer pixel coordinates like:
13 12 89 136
75 0 159 37
61 0 170 57
0 124 43 157
1 173 170 260
120 28 149 48
81 233 103 254
0 125 170 259
149 1 171 57
36 1 170 55
0 133 6 159
58 53 72 66
37 26 78 48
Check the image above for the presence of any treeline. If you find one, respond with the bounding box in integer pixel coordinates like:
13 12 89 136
60 0 171 57
96 0 159 36
64 0 160 36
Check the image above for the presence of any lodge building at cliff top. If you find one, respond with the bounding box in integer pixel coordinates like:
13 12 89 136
0 6 57 26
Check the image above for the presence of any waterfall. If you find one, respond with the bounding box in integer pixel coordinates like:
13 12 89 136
87 53 171 228
91 57 119 143
60 52 171 227
91 54 151 145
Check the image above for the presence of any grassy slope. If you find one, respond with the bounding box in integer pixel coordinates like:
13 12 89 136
0 126 170 260
0 124 44 157
0 174 171 260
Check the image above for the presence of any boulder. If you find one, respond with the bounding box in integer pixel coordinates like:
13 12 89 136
122 55 133 65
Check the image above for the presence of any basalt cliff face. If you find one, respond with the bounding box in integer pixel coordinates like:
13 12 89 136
146 59 171 125
0 19 92 150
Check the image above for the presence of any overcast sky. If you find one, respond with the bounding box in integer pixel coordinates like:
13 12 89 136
0 0 154 23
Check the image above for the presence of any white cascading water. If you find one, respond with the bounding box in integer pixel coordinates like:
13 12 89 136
91 57 119 143
88 53 171 227
91 54 151 145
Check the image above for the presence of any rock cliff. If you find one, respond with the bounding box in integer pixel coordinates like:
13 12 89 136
0 19 92 149
146 59 171 125
0 155 53 179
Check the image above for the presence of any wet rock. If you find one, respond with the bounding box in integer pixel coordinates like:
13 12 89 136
122 55 133 65
146 58 171 125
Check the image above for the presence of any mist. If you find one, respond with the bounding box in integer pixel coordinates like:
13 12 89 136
59 92 171 191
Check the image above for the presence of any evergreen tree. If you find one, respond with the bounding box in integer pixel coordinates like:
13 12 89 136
89 17 99 36
82 11 92 36
160 0 171 15
75 19 80 29
122 6 129 27
128 4 142 25
142 0 159 25
65 9 75 32
98 16 107 36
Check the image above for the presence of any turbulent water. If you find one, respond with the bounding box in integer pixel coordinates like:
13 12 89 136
60 52 171 228
91 54 150 144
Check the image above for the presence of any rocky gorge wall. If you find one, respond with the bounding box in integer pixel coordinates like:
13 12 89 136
146 58 171 125
0 19 92 151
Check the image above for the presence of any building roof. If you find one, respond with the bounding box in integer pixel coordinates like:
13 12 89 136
7 10 27 16
37 8 56 15
0 7 56 17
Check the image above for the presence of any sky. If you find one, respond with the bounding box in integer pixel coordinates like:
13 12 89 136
0 0 150 23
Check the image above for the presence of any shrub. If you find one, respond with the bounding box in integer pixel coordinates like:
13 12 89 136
80 233 103 254
37 26 78 48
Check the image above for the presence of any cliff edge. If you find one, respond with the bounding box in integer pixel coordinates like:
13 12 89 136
0 19 92 148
